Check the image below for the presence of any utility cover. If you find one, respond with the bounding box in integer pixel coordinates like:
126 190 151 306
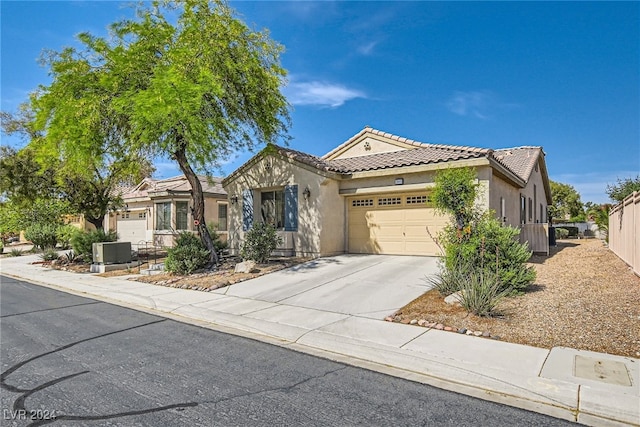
574 355 632 386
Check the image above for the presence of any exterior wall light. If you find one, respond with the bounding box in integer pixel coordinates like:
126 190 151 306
303 186 311 200
230 195 238 205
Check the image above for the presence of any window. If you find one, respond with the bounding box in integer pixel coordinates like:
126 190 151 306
176 201 189 230
533 185 537 222
500 197 506 221
528 198 533 221
352 199 373 207
156 202 171 230
520 195 526 224
378 197 401 206
261 190 284 229
218 203 228 231
138 212 146 219
406 195 430 205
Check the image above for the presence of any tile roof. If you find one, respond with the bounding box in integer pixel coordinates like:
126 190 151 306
327 144 492 173
493 147 544 183
121 175 225 200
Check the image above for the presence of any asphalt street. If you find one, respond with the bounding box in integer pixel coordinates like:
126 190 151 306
1 275 574 426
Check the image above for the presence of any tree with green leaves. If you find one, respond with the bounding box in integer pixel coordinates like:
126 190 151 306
28 0 290 268
432 167 479 232
1 115 153 230
606 176 640 203
548 180 583 223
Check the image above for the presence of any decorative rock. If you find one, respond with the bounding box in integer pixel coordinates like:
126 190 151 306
417 319 427 326
400 319 411 324
409 319 418 325
428 322 437 328
234 260 256 274
435 323 444 330
394 315 402 322
482 331 491 337
444 291 463 305
458 328 467 334
473 331 483 337
466 330 474 335
444 326 454 332
384 316 394 322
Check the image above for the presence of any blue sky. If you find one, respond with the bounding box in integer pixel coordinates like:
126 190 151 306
2 1 638 204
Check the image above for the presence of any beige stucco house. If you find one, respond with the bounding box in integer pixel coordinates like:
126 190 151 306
222 126 552 258
107 175 228 249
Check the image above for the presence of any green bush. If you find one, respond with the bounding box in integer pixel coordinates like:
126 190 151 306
24 223 59 250
57 225 80 249
439 214 536 294
71 229 117 260
40 248 59 261
458 269 511 316
555 227 569 239
165 232 210 275
240 222 282 263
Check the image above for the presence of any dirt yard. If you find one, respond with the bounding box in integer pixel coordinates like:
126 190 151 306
394 239 640 358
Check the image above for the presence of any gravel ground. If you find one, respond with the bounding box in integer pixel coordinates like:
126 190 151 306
395 239 640 358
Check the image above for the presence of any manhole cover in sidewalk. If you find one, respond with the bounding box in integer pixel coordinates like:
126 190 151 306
574 355 632 386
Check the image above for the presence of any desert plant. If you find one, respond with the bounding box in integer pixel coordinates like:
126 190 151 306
240 222 282 263
64 250 80 263
24 223 59 250
70 229 117 260
9 248 24 257
39 247 59 261
458 269 511 317
165 231 210 275
426 262 470 296
56 224 79 249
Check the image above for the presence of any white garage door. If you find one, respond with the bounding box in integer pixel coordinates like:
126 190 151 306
348 193 448 256
116 212 148 246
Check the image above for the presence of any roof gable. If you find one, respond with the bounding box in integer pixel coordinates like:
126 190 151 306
323 126 432 160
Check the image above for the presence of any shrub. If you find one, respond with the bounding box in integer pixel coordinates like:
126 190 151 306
24 223 59 250
40 248 59 261
555 227 569 239
165 231 210 275
9 248 24 257
71 229 117 260
57 225 79 249
64 250 80 263
240 222 282 263
427 262 469 296
439 214 536 294
458 269 511 316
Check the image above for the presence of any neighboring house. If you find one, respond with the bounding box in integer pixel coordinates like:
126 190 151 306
222 126 552 258
107 175 228 249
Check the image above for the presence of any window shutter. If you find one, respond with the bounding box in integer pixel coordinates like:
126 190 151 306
242 189 253 231
284 185 298 231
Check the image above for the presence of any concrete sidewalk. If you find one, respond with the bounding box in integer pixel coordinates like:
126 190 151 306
1 254 638 426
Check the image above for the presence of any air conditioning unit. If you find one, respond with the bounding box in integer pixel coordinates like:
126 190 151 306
93 242 132 264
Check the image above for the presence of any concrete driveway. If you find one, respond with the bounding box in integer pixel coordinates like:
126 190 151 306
214 254 440 319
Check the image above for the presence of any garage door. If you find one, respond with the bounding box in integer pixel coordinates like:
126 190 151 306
348 193 448 256
116 212 148 246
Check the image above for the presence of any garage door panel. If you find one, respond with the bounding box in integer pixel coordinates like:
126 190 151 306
347 193 445 256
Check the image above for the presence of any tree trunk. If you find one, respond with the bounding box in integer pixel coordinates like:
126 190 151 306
85 215 104 231
173 144 219 269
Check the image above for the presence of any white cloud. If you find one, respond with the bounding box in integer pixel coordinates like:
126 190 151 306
284 80 366 108
446 91 492 119
446 90 519 119
357 41 379 56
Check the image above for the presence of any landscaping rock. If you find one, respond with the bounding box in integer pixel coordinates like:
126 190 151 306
444 326 454 331
473 331 483 337
234 260 256 274
458 328 467 334
444 291 463 305
409 319 418 325
384 316 394 322
482 331 491 337
417 319 427 326
435 323 444 330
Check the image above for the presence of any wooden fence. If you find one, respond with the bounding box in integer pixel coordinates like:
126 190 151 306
609 191 640 276
520 223 549 256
